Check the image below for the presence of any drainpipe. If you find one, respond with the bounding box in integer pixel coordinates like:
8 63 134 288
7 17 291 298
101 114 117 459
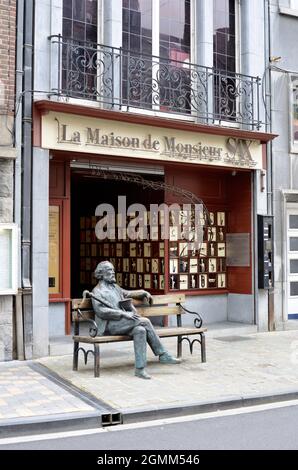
15 0 25 360
21 0 34 358
265 0 275 331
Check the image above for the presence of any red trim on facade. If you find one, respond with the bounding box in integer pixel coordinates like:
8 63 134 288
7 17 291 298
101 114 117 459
34 100 277 143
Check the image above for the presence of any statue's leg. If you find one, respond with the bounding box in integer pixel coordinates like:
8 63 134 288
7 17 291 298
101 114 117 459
140 318 166 356
131 325 147 369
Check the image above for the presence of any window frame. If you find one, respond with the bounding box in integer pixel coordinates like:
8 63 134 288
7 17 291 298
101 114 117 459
0 223 18 295
289 74 298 153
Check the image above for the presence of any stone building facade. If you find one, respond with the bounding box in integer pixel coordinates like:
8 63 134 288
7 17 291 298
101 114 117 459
0 0 17 360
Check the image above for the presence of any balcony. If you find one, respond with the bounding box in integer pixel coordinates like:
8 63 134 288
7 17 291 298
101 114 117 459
50 35 262 130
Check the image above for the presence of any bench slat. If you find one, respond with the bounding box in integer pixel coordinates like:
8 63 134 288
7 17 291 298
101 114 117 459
138 306 181 317
73 327 207 344
73 294 186 310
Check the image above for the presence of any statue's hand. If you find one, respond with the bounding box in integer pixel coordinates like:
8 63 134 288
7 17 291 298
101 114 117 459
143 291 153 305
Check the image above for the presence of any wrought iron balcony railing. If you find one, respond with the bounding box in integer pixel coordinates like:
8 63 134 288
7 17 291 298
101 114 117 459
50 35 262 130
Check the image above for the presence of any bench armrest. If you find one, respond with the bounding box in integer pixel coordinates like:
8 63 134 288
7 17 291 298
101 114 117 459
179 304 203 328
77 309 98 337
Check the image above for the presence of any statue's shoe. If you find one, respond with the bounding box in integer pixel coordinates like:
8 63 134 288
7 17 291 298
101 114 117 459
159 353 181 364
135 368 151 379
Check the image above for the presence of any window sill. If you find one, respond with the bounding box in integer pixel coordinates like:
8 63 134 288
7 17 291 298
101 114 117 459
279 7 298 18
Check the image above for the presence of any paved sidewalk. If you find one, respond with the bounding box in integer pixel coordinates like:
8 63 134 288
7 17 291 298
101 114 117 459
0 361 102 436
1 329 298 435
39 330 298 417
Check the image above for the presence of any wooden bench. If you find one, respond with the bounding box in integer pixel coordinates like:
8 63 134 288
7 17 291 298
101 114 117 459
72 294 207 377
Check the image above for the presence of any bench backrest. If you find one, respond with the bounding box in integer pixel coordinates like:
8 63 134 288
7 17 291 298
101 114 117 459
72 294 186 322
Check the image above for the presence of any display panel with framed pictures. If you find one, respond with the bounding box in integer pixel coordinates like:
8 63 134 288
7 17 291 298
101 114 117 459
168 208 227 292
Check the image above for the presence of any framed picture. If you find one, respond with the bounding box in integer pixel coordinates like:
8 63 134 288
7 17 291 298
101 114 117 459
179 259 188 273
218 273 226 288
159 275 164 290
170 243 178 257
152 258 159 273
144 274 151 289
179 275 188 290
159 210 165 225
189 258 198 274
170 258 178 274
179 210 189 225
150 226 159 240
123 273 129 288
217 212 226 227
130 274 137 288
116 273 123 286
144 242 151 257
116 243 122 257
144 258 151 273
208 274 217 288
152 274 159 290
209 243 216 257
129 243 136 257
199 259 206 273
116 258 122 272
170 274 178 290
137 243 143 257
217 243 226 257
169 226 178 241
218 258 226 272
159 242 165 257
208 258 217 273
199 242 207 257
137 258 144 273
209 212 215 225
123 258 129 272
137 274 143 288
208 227 217 241
190 274 198 289
218 227 225 242
199 274 207 289
131 259 137 272
179 242 189 258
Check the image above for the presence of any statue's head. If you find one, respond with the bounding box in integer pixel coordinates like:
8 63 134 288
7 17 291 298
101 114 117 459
94 261 116 284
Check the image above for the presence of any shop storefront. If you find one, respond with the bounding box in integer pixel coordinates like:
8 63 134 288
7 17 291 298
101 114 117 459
34 101 273 338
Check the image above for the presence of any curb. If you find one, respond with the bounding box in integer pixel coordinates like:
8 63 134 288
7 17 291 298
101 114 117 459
120 389 298 424
0 410 101 438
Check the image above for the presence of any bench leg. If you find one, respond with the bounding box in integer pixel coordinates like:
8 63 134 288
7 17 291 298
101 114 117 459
94 344 100 377
73 341 79 371
177 335 182 358
200 333 206 363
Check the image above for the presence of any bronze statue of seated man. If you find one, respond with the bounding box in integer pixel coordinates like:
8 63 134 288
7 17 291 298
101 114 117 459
91 261 181 379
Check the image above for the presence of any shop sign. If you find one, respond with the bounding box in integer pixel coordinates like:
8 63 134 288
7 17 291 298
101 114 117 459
42 112 263 170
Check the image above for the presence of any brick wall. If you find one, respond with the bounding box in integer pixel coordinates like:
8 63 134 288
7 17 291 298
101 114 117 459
0 0 16 114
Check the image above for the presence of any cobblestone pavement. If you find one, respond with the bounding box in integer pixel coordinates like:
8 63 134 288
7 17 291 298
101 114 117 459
0 361 95 420
38 330 298 412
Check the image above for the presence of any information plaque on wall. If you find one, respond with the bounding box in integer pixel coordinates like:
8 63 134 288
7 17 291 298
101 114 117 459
226 233 250 267
0 224 18 295
49 206 60 294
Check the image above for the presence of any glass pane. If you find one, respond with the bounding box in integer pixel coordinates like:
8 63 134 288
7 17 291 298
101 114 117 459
290 237 298 251
290 259 298 273
290 215 298 229
86 0 97 25
290 282 298 296
73 0 85 22
63 0 73 20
